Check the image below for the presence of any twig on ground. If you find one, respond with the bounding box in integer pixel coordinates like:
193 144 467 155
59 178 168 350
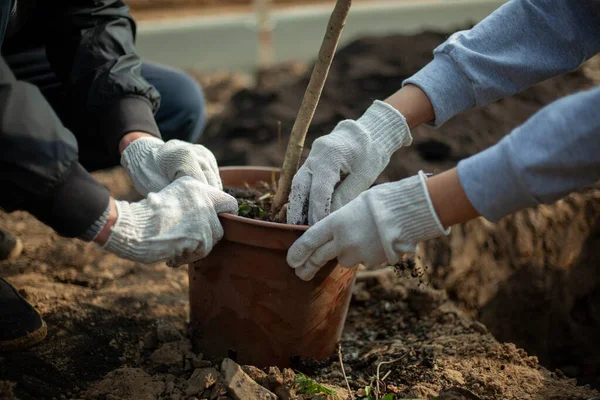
375 354 407 400
338 344 355 400
356 268 394 281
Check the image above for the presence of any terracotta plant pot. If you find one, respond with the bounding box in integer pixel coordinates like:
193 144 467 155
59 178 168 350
188 166 359 368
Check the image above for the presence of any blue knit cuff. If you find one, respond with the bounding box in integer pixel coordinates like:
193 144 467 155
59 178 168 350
457 137 539 222
403 52 475 127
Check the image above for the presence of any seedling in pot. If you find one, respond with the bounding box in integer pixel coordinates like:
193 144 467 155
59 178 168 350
237 200 266 219
227 0 352 222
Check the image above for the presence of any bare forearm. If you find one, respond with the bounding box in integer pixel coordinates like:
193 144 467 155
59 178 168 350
119 131 155 154
425 168 479 229
94 197 118 245
384 83 434 129
383 85 478 227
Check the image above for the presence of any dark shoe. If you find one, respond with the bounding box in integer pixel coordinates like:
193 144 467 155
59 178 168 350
0 277 47 351
0 230 23 261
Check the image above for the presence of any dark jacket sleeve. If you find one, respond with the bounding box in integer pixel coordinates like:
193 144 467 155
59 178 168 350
44 0 162 164
0 56 110 238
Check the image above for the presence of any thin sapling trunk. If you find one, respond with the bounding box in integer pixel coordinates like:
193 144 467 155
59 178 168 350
271 0 352 217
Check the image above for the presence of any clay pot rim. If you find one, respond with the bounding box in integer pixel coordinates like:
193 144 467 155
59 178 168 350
218 166 310 232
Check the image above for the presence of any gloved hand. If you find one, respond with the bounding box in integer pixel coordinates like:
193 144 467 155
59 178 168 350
287 100 413 225
121 137 223 197
101 176 237 267
287 171 450 281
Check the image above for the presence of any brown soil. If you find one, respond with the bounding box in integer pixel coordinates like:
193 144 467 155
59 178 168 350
224 181 279 221
419 190 600 388
1 192 598 400
1 31 600 400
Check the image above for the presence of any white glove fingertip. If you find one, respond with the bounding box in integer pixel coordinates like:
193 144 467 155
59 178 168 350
287 242 308 269
287 169 312 225
287 222 332 268
214 193 239 215
295 262 321 281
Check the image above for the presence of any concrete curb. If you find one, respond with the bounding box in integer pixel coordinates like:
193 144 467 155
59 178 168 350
135 0 506 72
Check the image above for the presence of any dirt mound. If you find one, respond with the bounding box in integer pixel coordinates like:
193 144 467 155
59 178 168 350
420 189 600 388
2 217 597 400
310 272 598 400
1 167 598 399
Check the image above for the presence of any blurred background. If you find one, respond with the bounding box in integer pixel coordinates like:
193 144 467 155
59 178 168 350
129 0 506 73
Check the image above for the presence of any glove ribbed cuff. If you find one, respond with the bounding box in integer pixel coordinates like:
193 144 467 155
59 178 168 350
372 171 449 263
356 100 413 153
120 136 164 171
100 199 157 262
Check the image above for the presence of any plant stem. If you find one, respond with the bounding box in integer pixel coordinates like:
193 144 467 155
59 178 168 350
338 344 355 400
271 0 352 216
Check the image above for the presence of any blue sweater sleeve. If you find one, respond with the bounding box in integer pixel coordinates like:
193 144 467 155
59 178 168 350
457 86 600 222
404 0 600 127
401 0 600 222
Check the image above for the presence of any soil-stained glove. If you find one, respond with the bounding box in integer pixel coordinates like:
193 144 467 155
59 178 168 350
101 176 237 266
287 171 450 281
287 100 413 225
121 137 223 197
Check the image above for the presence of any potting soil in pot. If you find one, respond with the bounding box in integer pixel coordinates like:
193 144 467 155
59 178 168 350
223 180 279 221
1 31 600 399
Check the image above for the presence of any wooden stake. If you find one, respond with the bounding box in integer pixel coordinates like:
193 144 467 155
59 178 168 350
271 0 352 216
255 0 274 69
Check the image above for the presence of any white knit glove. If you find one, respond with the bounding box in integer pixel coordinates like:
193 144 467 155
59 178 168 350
287 171 450 281
287 100 413 225
121 137 223 197
101 176 237 267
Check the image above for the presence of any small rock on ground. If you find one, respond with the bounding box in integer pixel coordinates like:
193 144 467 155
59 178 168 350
151 340 193 373
156 319 183 343
83 367 165 400
221 358 277 400
186 367 220 396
